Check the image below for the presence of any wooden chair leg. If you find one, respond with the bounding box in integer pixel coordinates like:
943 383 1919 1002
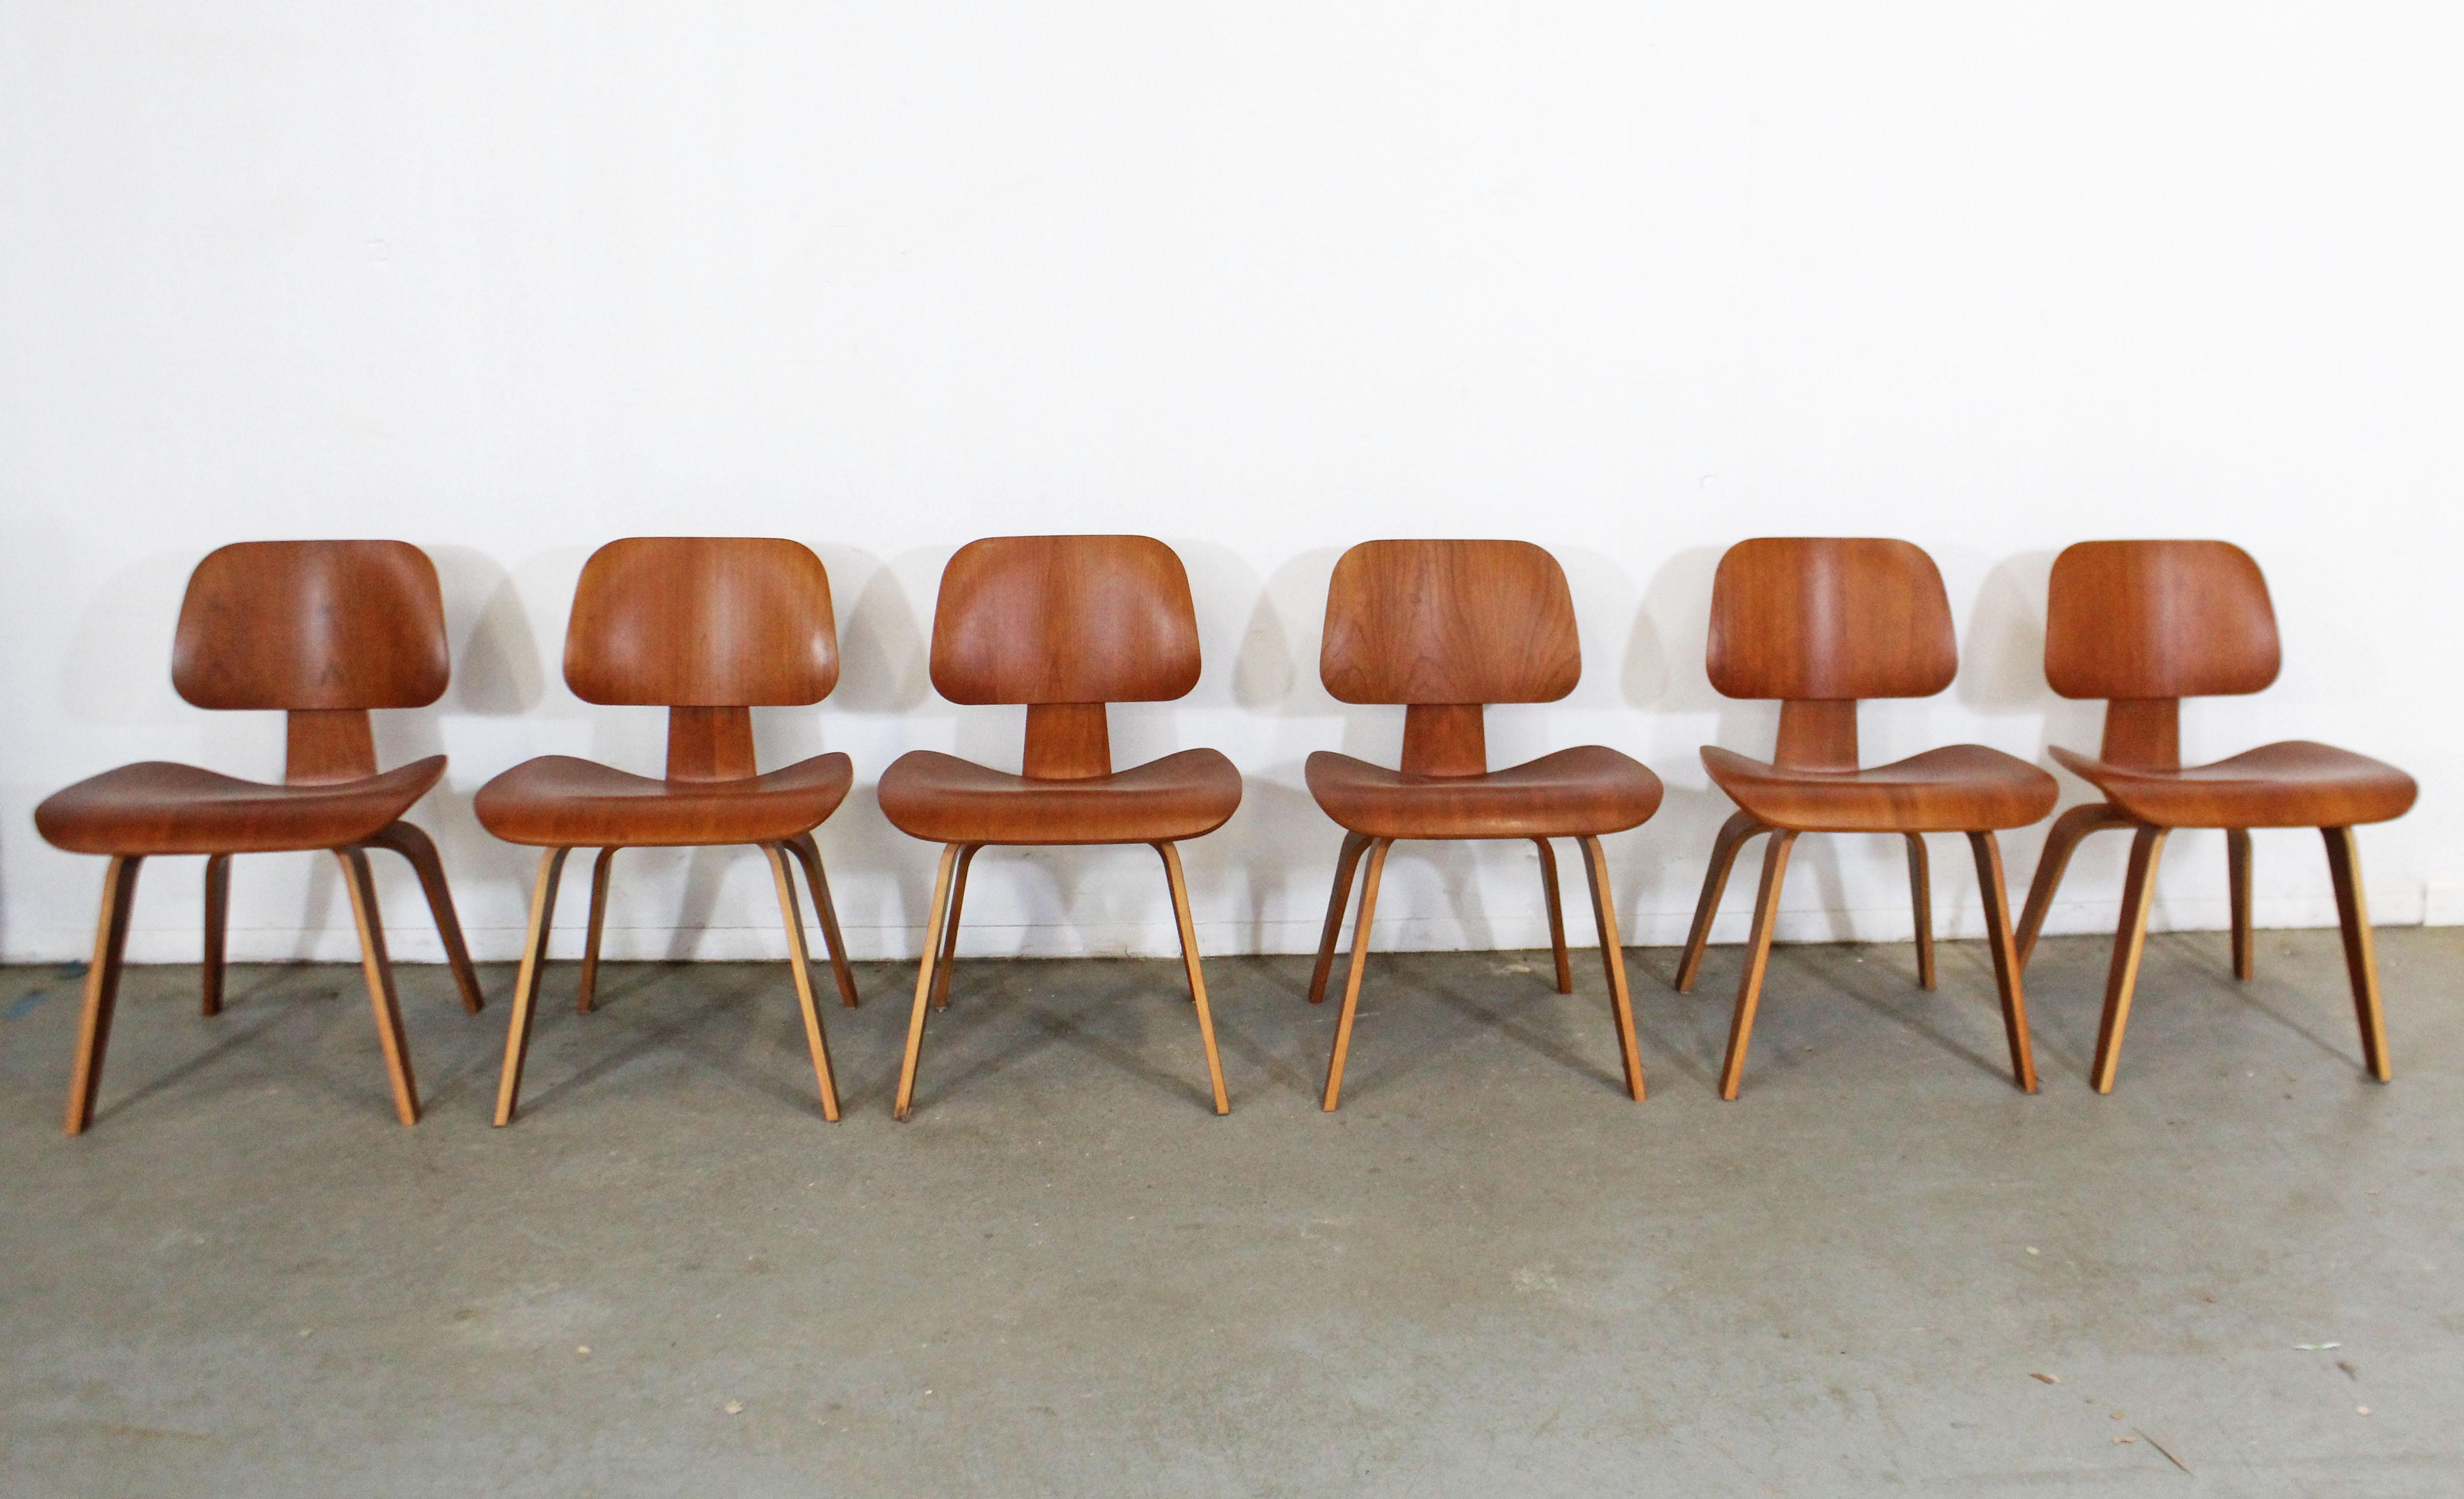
201 853 230 1017
363 821 485 1014
494 847 570 1126
1718 831 1798 1100
1534 838 1574 994
932 844 979 1011
893 844 963 1121
762 843 841 1120
1307 832 1373 1005
2227 828 2254 981
2089 826 2169 1094
2321 826 2391 1082
64 854 145 1135
1156 843 1231 1114
1321 838 1393 1111
787 832 861 1008
1904 834 1935 990
1675 810 1765 993
2015 804 2133 966
1967 831 2038 1093
577 847 620 1013
1576 834 1645 1101
334 847 420 1127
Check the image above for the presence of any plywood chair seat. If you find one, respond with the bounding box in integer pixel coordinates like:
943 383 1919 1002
1305 744 1661 842
878 746 1239 846
2045 740 2414 830
38 755 447 856
474 751 852 848
1700 742 2055 833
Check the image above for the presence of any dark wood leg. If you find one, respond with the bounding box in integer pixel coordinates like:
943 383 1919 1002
1307 832 1373 1005
787 832 860 1008
334 847 420 1127
1155 843 1230 1114
2015 804 2133 966
1905 834 1935 990
577 847 620 1013
1576 834 1644 1101
1534 838 1573 994
762 843 841 1120
201 853 230 1017
1718 831 1798 1100
64 855 144 1135
931 844 979 1011
2227 828 2254 981
2321 826 2391 1082
364 821 485 1013
1321 839 1393 1111
1675 811 1765 993
1968 831 2038 1093
494 847 570 1126
2089 826 2169 1094
893 844 963 1121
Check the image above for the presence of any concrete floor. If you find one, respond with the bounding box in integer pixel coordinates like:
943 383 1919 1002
2 927 2458 1496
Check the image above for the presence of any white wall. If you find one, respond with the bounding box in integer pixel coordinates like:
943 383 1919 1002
5 3 2460 969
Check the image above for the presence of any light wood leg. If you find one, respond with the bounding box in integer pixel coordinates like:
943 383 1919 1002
1307 832 1373 1005
763 843 841 1120
1905 834 1935 990
1718 831 1798 1100
494 847 570 1126
577 847 620 1013
1968 831 2038 1093
2016 804 2134 966
893 844 963 1121
1675 811 1765 993
1320 838 1393 1111
64 855 144 1135
2322 826 2391 1082
335 847 420 1127
364 821 485 1013
931 844 979 1011
1534 838 1574 994
1156 842 1230 1114
2089 826 2169 1094
2227 828 2254 981
201 853 230 1017
788 832 861 1008
1577 834 1645 1101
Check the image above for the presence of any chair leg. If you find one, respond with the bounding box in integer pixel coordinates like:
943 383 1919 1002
1904 834 1935 990
363 821 485 1014
762 843 841 1120
334 847 420 1127
1675 811 1766 993
787 832 861 1008
1155 842 1231 1114
1321 838 1393 1111
577 847 620 1013
1534 838 1574 994
64 855 145 1135
893 844 964 1121
1718 831 1798 1100
2015 804 2133 967
201 853 230 1017
1576 834 1645 1101
2089 826 2169 1094
494 847 570 1126
2321 826 2391 1082
931 844 979 1011
1967 831 2038 1093
2227 828 2254 981
1307 832 1373 1005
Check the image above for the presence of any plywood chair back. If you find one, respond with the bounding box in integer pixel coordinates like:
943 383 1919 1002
564 537 839 782
1320 539 1582 776
172 540 450 785
1707 537 1958 771
2044 540 2280 771
930 535 1202 779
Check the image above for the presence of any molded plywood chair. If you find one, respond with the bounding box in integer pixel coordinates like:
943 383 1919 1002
876 535 1242 1119
34 541 485 1132
1675 538 2057 1099
475 538 859 1125
1305 540 1663 1109
2014 540 2415 1091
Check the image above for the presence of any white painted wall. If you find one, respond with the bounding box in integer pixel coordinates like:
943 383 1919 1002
5 3 2459 970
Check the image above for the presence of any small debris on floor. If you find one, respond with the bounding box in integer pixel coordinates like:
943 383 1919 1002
2141 1431 2193 1474
2 989 49 1021
723 1400 745 1416
2030 1373 2060 1385
577 1346 590 1356
2109 1410 2125 1420
2026 1247 2040 1256
2337 1359 2358 1380
2294 1342 2340 1350
2112 1435 2135 1444
2357 1406 2372 1416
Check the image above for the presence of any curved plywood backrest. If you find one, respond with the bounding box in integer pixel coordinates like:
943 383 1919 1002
1707 538 1958 701
1320 539 1581 705
564 537 839 707
930 536 1201 705
2044 540 2280 700
172 540 450 711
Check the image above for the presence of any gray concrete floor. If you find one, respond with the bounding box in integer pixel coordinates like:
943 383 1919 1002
2 927 2459 1496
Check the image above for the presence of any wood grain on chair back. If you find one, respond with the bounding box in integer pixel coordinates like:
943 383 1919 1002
1320 539 1581 706
564 538 839 708
2044 540 2279 701
172 540 449 711
930 536 1201 705
1707 538 1957 701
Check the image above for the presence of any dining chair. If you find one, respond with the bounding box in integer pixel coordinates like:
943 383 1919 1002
876 535 1242 1119
1305 540 1662 1109
34 540 485 1132
475 537 859 1125
2013 539 2415 1091
1675 538 2057 1099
